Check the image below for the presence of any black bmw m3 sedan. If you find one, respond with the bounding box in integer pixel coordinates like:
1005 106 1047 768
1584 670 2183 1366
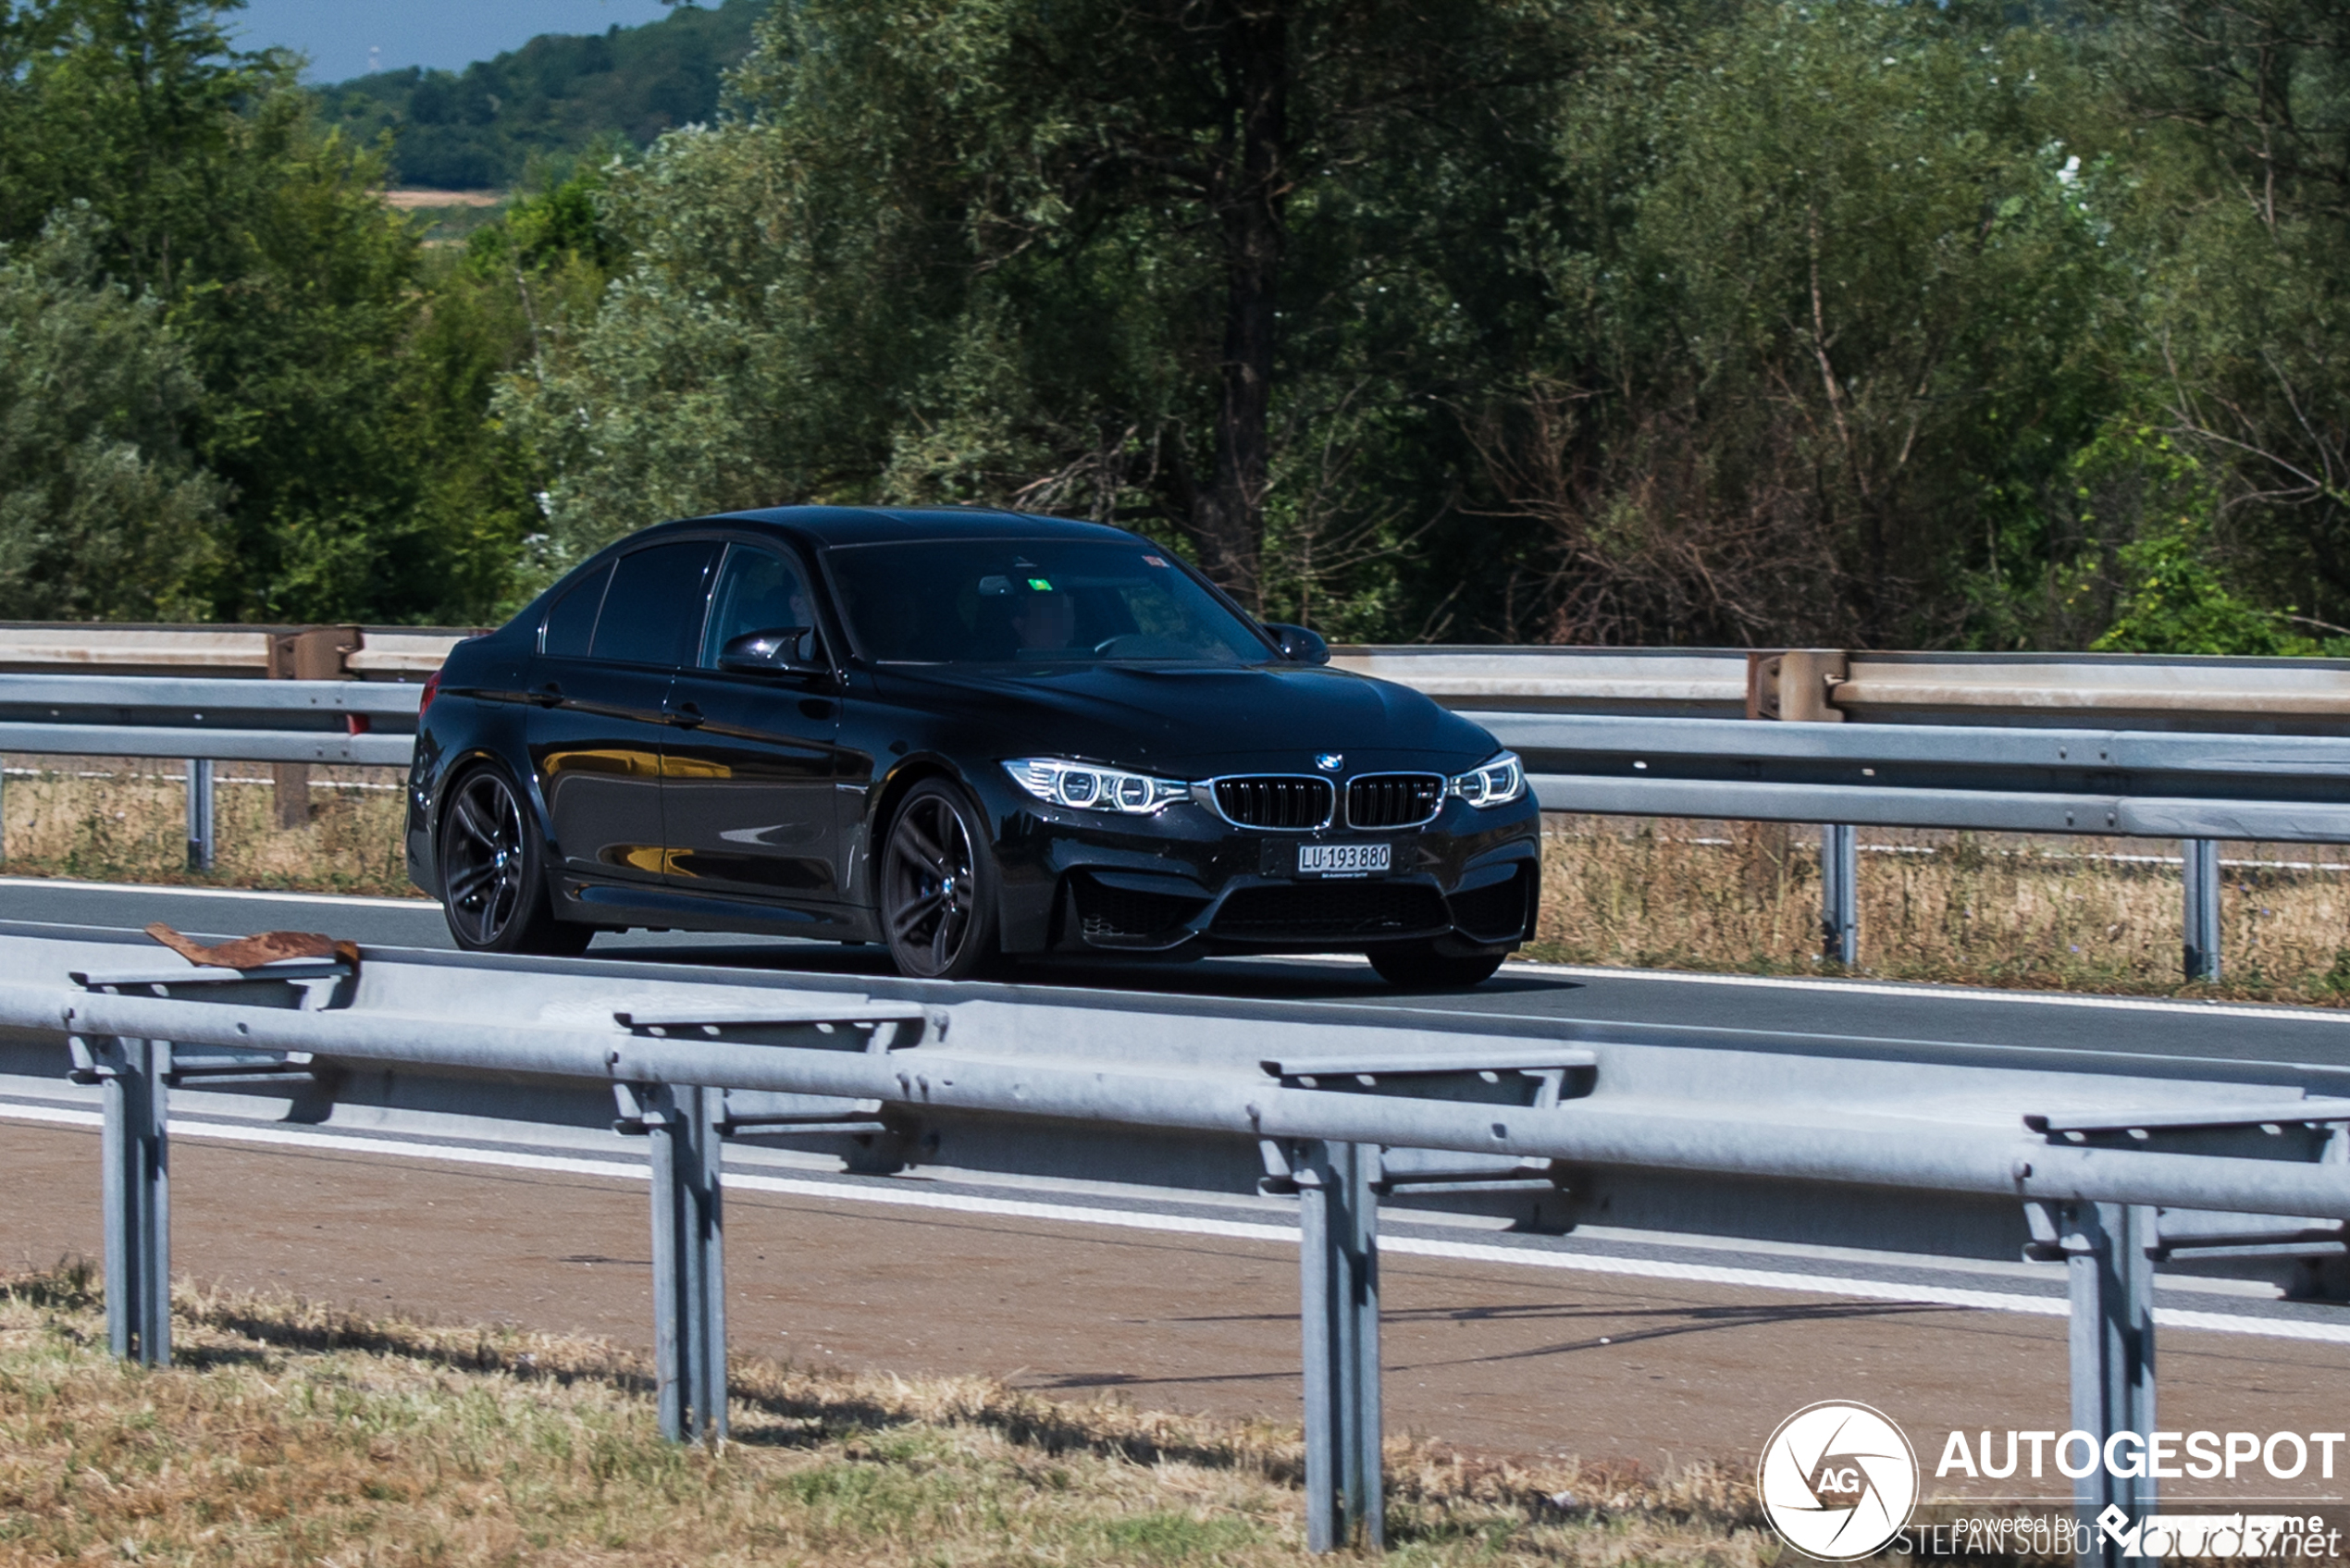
405 507 1540 987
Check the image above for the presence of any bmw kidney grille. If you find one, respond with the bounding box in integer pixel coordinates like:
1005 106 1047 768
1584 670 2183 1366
1344 772 1444 830
1212 776 1335 830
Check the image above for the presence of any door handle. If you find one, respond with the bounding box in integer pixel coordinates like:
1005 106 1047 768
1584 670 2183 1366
668 701 704 728
530 682 563 708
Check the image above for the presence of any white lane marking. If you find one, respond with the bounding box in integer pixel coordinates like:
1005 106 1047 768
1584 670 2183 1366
7 1102 2344 1345
1499 959 2350 1026
0 876 437 911
2 1102 636 1178
1265 952 2350 1025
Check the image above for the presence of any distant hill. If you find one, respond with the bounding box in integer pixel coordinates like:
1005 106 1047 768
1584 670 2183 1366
317 0 768 191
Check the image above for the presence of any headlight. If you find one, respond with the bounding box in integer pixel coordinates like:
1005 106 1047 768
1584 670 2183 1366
1448 750 1527 808
1004 758 1190 814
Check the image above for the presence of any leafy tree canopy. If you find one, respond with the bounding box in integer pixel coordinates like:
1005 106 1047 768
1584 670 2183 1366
10 0 2350 652
0 208 226 617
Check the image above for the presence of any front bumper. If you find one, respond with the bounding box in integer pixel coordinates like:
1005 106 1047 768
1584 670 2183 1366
984 786 1540 957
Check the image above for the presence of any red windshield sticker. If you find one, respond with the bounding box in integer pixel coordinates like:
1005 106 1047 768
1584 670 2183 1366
1142 554 1169 568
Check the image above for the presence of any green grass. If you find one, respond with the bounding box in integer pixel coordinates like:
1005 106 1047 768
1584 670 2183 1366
0 1265 1785 1567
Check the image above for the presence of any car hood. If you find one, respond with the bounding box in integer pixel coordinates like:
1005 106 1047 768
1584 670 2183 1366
871 661 1500 774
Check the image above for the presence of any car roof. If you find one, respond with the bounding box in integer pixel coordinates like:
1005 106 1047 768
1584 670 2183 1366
698 505 1139 548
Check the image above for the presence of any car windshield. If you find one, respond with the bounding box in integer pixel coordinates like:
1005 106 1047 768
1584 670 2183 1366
828 539 1273 666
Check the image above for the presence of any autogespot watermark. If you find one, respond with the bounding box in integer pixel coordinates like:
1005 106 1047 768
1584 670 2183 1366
1758 1401 1922 1561
1933 1428 2349 1486
1759 1405 2347 1561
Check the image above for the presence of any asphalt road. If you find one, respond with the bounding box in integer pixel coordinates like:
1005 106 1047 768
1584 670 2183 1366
7 874 2350 1068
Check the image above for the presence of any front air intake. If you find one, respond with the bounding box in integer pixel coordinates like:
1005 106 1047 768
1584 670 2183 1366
1211 883 1451 940
1212 776 1335 831
1448 865 1533 942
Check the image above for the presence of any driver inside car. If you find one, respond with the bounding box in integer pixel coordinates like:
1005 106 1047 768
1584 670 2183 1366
1010 580 1077 654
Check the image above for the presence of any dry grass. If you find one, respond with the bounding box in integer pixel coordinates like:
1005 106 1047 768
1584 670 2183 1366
0 759 413 897
0 1264 1781 1567
7 760 2346 1006
1529 816 2350 1005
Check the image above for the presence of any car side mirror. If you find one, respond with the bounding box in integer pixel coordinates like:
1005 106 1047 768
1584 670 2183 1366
718 626 821 674
1265 623 1330 665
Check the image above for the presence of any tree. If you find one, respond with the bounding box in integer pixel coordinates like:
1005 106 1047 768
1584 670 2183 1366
515 0 1578 611
0 0 296 291
0 208 226 617
1469 0 2125 647
0 0 547 623
2097 0 2350 630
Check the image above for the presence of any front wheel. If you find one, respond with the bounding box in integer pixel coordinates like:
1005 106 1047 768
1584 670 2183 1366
880 780 1003 980
1367 942 1504 991
437 766 592 957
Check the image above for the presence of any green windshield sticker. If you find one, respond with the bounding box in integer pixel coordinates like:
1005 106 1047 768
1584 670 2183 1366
1027 577 1054 591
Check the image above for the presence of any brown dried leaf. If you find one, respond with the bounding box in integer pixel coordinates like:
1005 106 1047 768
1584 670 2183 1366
143 922 359 971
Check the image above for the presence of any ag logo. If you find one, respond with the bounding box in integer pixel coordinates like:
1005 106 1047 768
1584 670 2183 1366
1758 1401 1918 1560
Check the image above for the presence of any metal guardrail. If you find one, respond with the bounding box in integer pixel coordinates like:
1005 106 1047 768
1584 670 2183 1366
0 675 425 870
0 623 471 678
0 676 421 766
1485 708 2350 981
1330 646 2350 733
8 623 2350 729
1501 712 2350 840
1 926 2344 1556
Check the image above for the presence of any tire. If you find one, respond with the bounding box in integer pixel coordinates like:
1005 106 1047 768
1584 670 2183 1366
437 765 593 957
880 779 1003 981
1367 941 1505 991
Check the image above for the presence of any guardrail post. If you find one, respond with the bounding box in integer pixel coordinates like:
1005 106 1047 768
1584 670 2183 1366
644 1083 726 1443
266 625 361 828
1298 1141 1381 1552
1821 824 1859 967
2045 1201 2157 1566
2182 839 2221 982
184 759 215 871
88 1035 171 1365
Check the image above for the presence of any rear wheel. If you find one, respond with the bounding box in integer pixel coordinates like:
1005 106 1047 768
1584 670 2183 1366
1367 942 1504 991
880 780 1002 980
437 766 593 957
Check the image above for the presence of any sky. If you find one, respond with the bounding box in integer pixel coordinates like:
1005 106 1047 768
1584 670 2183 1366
228 0 680 83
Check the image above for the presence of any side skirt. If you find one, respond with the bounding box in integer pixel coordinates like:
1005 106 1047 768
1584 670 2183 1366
557 879 882 943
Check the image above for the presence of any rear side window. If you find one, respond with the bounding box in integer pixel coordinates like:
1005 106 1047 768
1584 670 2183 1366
591 541 719 667
540 562 612 658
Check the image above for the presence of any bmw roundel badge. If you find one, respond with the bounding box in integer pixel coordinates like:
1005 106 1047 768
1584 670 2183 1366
1315 753 1343 772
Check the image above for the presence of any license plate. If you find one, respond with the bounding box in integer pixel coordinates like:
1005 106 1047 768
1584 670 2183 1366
1295 842 1391 878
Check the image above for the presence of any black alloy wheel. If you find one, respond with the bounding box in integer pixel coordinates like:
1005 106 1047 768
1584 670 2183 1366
438 767 592 956
1367 941 1505 991
881 780 1001 980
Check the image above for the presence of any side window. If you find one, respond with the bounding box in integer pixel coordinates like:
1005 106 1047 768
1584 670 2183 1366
540 562 612 658
590 541 718 668
700 544 819 668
